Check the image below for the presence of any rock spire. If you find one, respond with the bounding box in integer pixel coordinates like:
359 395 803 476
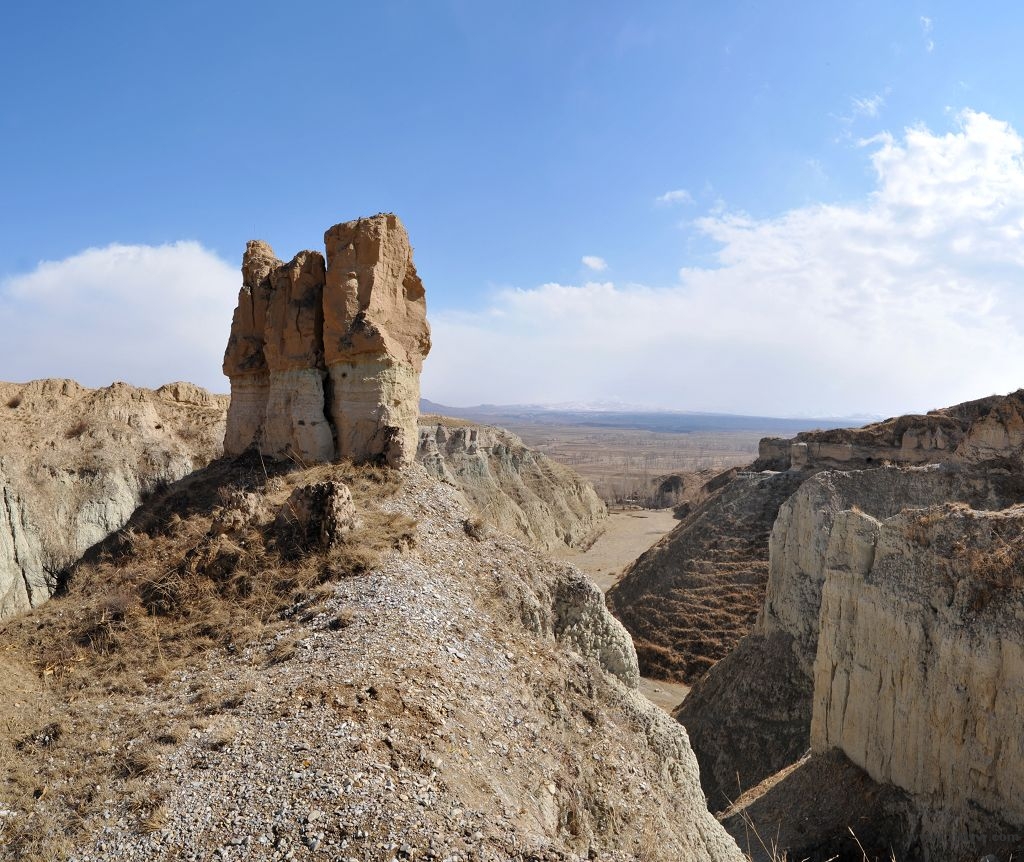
222 214 431 467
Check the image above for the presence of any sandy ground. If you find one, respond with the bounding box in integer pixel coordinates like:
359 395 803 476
557 508 691 711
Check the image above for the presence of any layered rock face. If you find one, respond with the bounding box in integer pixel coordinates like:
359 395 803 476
755 388 1024 472
417 419 607 551
223 214 430 467
0 378 226 619
679 463 1022 809
673 390 1024 858
811 504 1024 855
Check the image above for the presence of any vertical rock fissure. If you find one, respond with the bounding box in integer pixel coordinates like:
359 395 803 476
2 486 33 607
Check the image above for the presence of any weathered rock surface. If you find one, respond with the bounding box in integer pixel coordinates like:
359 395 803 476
674 390 1024 859
811 504 1024 857
223 213 430 467
417 418 607 551
607 469 806 681
275 481 358 548
0 378 226 619
679 464 1023 809
755 388 1024 472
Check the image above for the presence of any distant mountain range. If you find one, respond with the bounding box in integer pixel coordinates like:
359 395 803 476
420 399 875 436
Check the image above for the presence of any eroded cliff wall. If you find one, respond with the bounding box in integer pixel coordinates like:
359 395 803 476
0 379 226 619
811 504 1024 854
416 419 607 551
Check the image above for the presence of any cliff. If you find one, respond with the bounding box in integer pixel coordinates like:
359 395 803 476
675 390 1024 860
755 388 1024 472
417 418 607 551
811 504 1024 858
678 463 1022 809
0 378 226 619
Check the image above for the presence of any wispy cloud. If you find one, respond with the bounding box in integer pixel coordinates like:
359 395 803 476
851 93 885 118
0 242 237 391
920 15 935 52
581 255 608 272
655 188 694 206
425 110 1024 416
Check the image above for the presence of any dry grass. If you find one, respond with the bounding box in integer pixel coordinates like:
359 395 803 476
0 453 414 859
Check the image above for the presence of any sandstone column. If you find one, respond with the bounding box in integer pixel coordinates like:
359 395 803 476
261 250 335 462
222 240 279 455
322 214 431 468
223 213 430 467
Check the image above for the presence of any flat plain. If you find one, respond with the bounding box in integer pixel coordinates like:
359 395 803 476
500 422 762 502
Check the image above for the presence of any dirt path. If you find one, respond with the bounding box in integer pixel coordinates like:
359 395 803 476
557 508 691 711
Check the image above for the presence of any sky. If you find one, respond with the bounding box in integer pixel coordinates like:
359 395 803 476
2 1 1023 417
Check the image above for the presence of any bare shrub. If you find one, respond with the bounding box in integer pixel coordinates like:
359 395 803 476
65 419 90 439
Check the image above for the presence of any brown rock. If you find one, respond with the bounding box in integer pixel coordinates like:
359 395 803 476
276 481 358 547
323 214 431 467
222 241 280 454
222 213 430 467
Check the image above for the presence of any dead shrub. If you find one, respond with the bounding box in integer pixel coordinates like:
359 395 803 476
6 395 21 409
65 419 90 439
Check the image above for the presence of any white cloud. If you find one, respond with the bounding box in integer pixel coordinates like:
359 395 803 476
581 255 608 272
851 93 885 118
920 15 935 52
0 242 238 392
423 110 1024 417
655 188 694 206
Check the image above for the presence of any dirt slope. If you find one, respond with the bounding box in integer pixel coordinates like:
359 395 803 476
0 379 227 618
606 470 805 682
0 458 741 862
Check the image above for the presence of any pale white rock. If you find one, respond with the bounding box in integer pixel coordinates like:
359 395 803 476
416 419 607 551
811 505 1024 850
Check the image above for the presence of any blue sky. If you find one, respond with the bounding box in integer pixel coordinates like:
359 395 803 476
2 2 1023 416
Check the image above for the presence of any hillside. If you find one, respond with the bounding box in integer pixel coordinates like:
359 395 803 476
0 455 741 862
0 379 227 618
609 389 1024 685
418 418 607 552
669 389 1024 860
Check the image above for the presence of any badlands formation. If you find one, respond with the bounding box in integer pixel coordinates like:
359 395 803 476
223 213 431 468
1 207 1021 860
0 214 740 862
0 379 226 618
618 392 1024 860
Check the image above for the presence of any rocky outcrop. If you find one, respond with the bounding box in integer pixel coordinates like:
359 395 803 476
417 419 606 551
607 469 806 681
674 389 1024 859
678 463 1023 809
223 213 430 468
811 504 1024 857
755 389 1024 472
0 378 226 619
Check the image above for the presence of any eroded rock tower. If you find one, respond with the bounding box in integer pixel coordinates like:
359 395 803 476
223 213 431 467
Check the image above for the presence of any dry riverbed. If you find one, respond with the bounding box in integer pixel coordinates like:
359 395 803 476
557 507 691 712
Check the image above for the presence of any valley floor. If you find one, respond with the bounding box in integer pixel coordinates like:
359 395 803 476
556 508 691 712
